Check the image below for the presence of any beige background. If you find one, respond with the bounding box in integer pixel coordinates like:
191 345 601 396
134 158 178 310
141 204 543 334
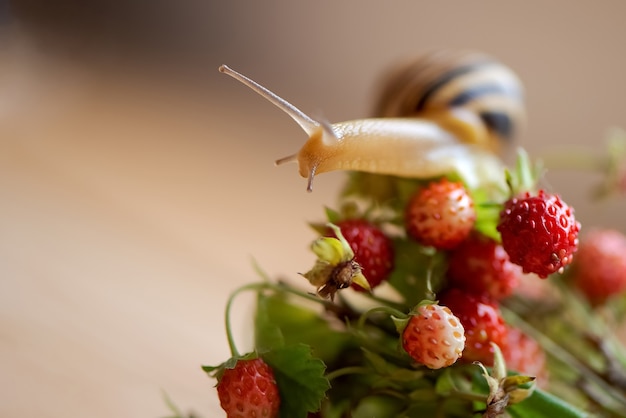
2 1 626 417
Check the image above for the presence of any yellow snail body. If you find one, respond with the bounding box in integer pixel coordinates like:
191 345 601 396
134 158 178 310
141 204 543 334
219 50 525 191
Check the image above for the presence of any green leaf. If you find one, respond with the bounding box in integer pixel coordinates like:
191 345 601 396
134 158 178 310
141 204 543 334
473 199 503 242
387 239 447 306
434 368 457 395
341 172 428 214
255 291 351 363
255 291 285 352
507 388 589 418
324 206 342 224
362 348 392 375
350 395 406 418
263 344 330 418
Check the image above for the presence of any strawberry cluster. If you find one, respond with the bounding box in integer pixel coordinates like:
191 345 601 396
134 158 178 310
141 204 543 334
206 151 626 418
316 177 571 369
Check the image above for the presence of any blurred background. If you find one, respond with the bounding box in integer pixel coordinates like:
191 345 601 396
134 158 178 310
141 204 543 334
1 1 626 416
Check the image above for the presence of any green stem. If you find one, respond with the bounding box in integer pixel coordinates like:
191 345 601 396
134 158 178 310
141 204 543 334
361 292 408 311
448 390 488 403
274 280 334 305
425 255 437 301
356 306 407 331
223 280 333 357
502 306 626 410
325 366 371 381
224 283 261 357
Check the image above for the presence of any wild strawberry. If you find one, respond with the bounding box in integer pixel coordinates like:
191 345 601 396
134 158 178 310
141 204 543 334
405 178 476 250
402 302 466 369
330 219 395 290
439 289 508 366
446 234 522 300
497 190 580 278
216 358 280 418
503 327 548 387
568 229 626 306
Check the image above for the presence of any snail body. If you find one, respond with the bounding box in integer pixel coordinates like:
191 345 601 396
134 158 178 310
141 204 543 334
219 50 524 191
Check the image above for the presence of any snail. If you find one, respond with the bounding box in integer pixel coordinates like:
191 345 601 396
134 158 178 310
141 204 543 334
219 50 525 192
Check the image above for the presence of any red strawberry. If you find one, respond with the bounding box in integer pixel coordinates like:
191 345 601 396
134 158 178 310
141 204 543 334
405 178 476 250
446 234 522 300
439 289 508 366
402 302 466 369
568 229 626 306
331 219 394 290
217 358 280 418
497 190 580 278
503 327 548 387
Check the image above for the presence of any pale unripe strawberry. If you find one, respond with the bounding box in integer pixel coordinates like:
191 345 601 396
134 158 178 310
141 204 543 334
439 289 508 366
402 303 466 369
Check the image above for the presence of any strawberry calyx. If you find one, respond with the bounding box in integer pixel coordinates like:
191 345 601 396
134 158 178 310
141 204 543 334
319 203 396 288
475 343 536 416
503 148 543 199
202 351 261 381
389 299 435 336
302 223 372 299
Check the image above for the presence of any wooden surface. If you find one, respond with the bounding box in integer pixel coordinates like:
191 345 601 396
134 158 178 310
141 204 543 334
0 34 340 417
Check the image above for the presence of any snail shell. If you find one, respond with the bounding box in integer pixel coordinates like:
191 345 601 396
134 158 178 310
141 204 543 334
373 50 525 150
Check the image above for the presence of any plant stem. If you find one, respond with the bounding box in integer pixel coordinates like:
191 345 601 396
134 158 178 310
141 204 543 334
448 390 488 403
356 306 407 331
223 283 261 357
223 280 333 357
274 280 333 305
325 366 371 381
502 306 626 411
362 292 408 311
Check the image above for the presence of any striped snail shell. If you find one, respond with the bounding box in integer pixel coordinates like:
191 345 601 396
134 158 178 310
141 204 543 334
219 50 525 191
373 50 525 150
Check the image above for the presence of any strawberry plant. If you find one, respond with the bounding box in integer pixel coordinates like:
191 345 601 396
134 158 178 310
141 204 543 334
183 144 626 418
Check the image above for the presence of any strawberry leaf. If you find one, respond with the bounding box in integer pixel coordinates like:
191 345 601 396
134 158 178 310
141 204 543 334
472 197 502 242
255 291 286 352
263 344 330 418
387 238 447 306
254 291 351 363
324 206 342 224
